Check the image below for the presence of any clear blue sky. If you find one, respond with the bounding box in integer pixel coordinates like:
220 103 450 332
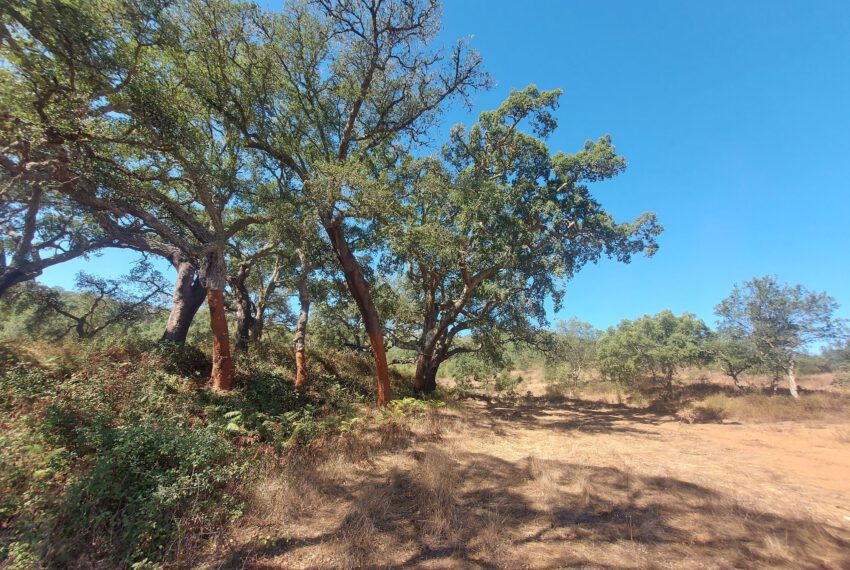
41 0 850 331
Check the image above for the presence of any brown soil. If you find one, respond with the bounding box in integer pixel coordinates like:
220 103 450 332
206 375 850 569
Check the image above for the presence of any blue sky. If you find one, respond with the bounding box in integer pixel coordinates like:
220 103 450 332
41 0 850 331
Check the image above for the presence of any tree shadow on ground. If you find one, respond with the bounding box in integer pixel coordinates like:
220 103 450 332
213 433 850 569
461 393 675 437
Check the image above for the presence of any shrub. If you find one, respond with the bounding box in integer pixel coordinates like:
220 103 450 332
0 339 414 568
60 421 242 567
0 347 244 568
494 371 521 393
597 311 711 395
448 353 515 393
832 364 850 389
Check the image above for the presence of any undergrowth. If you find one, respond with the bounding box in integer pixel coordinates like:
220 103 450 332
0 339 416 569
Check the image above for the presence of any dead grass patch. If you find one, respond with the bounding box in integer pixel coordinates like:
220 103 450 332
415 447 462 541
478 506 513 568
677 403 727 424
835 427 850 444
202 389 850 570
248 464 319 522
336 482 386 568
692 393 850 423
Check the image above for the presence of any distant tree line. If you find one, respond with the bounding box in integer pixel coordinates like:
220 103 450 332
542 276 848 399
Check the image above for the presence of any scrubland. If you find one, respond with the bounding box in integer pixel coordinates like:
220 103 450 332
2 340 849 569
205 367 850 569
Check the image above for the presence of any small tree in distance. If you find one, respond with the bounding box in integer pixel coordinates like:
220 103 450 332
544 319 601 388
708 333 763 390
16 262 169 340
714 276 848 398
596 310 711 396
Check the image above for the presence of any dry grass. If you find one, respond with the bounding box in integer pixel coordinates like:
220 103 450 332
333 446 464 567
471 502 511 568
692 392 850 423
336 482 385 568
200 377 850 570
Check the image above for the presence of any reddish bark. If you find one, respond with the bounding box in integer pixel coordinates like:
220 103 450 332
294 349 307 389
293 261 310 389
369 330 391 406
207 288 235 391
324 220 391 405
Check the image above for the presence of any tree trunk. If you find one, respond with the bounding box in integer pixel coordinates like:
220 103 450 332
233 289 254 354
413 267 440 394
231 265 255 355
730 371 744 391
203 250 235 391
664 370 674 398
787 360 799 399
771 373 780 394
413 352 439 393
250 308 264 342
323 221 391 405
293 261 310 389
0 268 36 298
208 288 235 390
162 260 206 343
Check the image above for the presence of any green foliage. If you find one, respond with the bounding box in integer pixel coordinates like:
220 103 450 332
597 310 711 391
0 280 170 344
385 397 444 417
544 319 600 388
447 351 520 393
823 340 850 388
793 353 831 375
384 85 661 387
0 338 396 568
707 333 762 386
822 340 850 370
0 350 244 568
377 397 446 437
715 276 848 376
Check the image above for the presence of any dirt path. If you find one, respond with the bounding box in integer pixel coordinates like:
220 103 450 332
678 421 850 493
213 394 850 569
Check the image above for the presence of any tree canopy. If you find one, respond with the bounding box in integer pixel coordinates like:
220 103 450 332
597 310 711 393
715 276 848 397
1 0 664 403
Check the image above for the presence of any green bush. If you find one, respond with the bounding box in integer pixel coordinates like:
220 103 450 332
449 353 511 392
0 349 246 569
0 338 416 568
494 371 522 393
62 420 241 567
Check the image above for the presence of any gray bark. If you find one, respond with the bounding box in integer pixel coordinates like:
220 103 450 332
787 359 799 399
162 259 206 343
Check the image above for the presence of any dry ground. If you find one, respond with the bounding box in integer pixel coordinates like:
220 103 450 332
203 372 850 570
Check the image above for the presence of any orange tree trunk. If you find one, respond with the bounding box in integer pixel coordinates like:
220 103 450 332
324 221 391 405
207 288 235 390
294 349 307 388
369 331 391 405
